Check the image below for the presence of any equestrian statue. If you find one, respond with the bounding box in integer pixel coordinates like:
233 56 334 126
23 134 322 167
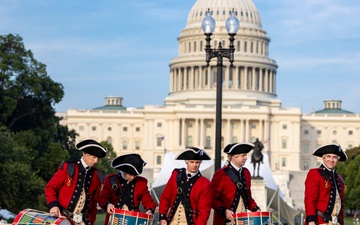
251 138 264 178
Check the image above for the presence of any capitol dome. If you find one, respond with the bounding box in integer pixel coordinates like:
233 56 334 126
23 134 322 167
164 0 280 108
186 0 263 31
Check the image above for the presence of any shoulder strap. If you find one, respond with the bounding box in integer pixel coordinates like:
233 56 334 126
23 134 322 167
318 169 329 181
95 169 104 184
110 175 123 196
176 170 194 212
175 169 195 224
67 161 76 178
225 167 249 209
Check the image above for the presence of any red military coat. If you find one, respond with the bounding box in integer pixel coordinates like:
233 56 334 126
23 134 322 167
98 173 156 225
212 166 259 225
159 169 212 225
304 167 345 225
44 160 103 225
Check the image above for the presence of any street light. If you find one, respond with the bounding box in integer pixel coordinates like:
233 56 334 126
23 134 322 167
202 9 240 171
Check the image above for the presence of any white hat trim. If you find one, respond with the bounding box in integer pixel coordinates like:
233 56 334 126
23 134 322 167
113 163 141 175
228 142 254 153
176 148 211 159
77 143 107 152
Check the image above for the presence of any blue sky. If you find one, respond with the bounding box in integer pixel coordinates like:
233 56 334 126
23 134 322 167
1 0 360 113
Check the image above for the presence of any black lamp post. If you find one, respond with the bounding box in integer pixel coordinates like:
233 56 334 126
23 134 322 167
202 9 240 171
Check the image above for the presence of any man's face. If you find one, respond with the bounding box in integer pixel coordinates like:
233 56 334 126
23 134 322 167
231 153 248 168
322 153 339 170
83 153 99 167
123 172 136 183
186 160 202 173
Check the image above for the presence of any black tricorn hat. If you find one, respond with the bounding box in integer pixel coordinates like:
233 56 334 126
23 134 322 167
313 144 348 161
223 143 254 155
111 154 146 175
76 139 107 158
175 147 211 160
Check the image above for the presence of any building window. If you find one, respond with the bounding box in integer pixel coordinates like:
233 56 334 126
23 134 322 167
107 137 112 144
205 136 211 149
108 127 112 131
188 122 193 128
251 124 256 129
122 141 128 150
348 144 353 149
156 155 162 165
348 130 353 135
233 123 238 129
304 129 309 134
303 161 309 170
232 136 238 143
187 136 193 147
332 130 337 135
282 139 287 149
136 127 140 132
206 123 211 128
157 123 162 127
281 157 287 167
303 144 309 153
282 124 287 129
79 126 84 131
317 130 321 135
135 141 140 150
92 126 96 131
157 137 164 147
123 127 128 131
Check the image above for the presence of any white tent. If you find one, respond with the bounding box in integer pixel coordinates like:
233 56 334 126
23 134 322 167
150 152 299 225
0 209 15 220
151 152 214 204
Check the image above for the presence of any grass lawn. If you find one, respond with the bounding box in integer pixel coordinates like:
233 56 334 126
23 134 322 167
95 211 106 225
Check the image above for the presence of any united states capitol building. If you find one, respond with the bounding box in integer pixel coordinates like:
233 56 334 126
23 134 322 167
58 0 360 211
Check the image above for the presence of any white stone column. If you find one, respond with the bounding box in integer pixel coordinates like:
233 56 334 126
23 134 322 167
265 69 269 92
199 66 203 89
177 68 181 91
175 118 180 147
259 68 263 91
200 118 204 147
244 67 248 90
189 66 194 90
259 119 264 141
184 68 188 90
252 67 256 91
195 118 199 146
233 66 238 89
240 119 244 142
245 119 249 142
182 118 186 148
227 119 232 144
269 70 273 93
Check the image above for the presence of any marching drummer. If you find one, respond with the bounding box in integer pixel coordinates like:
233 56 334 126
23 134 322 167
212 143 261 225
304 144 347 225
44 139 107 225
98 153 156 225
159 147 212 225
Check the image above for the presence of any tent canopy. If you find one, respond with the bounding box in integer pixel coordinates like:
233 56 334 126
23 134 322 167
150 152 299 225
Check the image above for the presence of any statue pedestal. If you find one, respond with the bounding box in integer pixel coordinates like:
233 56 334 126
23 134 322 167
251 179 267 211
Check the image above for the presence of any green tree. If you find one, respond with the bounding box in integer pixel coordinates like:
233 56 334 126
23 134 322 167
96 141 117 176
0 127 46 212
337 146 360 212
0 33 78 213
